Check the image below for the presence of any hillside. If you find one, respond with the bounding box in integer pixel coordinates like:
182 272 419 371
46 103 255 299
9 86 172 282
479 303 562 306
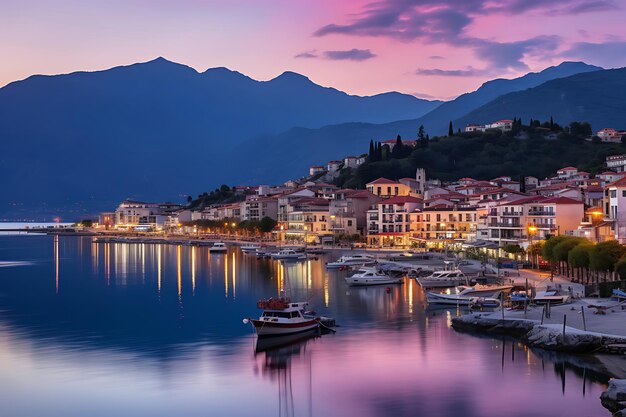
456 67 626 130
417 61 602 135
0 58 440 219
335 133 626 189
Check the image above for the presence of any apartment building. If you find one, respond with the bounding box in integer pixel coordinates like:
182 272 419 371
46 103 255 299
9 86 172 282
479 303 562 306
414 205 478 246
486 196 584 247
367 196 422 247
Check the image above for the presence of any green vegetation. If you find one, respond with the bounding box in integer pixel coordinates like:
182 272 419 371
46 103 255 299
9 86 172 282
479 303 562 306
336 119 625 189
541 236 626 284
188 185 248 209
183 216 277 235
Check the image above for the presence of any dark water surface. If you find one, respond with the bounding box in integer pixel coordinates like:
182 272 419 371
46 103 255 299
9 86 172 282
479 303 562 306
0 235 611 417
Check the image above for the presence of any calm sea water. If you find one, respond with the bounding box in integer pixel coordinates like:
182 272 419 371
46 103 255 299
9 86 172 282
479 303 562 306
0 235 612 417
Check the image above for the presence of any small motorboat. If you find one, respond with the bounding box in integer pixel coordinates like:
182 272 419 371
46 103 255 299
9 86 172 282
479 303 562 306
344 267 404 286
388 252 431 262
271 249 303 260
426 284 513 305
416 269 467 288
241 244 262 253
469 297 501 309
326 254 376 269
209 242 228 253
244 297 320 337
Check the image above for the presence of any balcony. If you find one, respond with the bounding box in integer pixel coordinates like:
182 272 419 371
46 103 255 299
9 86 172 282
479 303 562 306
528 210 555 216
501 211 523 217
368 215 379 221
489 222 522 228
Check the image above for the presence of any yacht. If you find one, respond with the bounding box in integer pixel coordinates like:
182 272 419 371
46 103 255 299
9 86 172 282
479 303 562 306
244 298 320 336
344 267 404 286
326 254 376 269
209 242 228 253
416 270 467 288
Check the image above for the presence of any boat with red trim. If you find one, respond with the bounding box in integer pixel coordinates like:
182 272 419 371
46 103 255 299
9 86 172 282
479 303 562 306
245 297 320 337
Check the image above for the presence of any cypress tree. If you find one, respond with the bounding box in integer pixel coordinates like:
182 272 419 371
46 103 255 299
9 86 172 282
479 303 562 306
448 121 454 136
392 134 403 158
368 139 375 160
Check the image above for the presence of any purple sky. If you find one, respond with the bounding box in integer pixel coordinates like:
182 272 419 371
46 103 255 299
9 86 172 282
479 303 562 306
2 0 625 99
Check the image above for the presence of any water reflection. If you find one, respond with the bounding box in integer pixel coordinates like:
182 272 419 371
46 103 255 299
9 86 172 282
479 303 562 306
0 235 616 417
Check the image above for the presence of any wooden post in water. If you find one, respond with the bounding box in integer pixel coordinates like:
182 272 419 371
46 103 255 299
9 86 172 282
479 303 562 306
524 277 529 317
581 306 587 331
541 305 545 325
501 292 505 321
562 314 567 339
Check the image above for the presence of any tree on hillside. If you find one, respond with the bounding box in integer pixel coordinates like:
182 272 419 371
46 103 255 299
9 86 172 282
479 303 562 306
368 139 375 161
448 121 454 137
392 134 404 158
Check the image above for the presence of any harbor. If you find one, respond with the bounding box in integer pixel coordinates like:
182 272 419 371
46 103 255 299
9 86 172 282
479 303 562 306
0 233 624 416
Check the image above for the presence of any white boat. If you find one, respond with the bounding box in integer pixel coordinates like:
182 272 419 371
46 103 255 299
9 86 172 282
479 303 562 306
209 242 228 253
271 249 303 260
241 244 262 253
469 297 501 309
245 298 320 337
416 269 467 288
344 267 404 286
426 284 514 305
326 254 376 269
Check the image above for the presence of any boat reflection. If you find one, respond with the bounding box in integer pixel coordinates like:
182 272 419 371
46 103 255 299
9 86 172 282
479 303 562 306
254 329 321 417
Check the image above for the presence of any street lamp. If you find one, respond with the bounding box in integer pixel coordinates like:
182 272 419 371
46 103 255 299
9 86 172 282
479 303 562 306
591 210 603 242
527 225 537 269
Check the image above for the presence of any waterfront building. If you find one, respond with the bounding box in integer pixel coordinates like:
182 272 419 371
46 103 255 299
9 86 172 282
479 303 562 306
366 195 423 247
486 196 584 248
413 205 478 248
113 200 181 229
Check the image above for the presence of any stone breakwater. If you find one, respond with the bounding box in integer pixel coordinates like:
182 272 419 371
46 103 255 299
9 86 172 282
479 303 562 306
451 313 626 354
601 379 626 416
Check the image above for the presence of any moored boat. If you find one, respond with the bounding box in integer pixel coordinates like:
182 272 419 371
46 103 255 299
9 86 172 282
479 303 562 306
209 242 228 253
416 269 467 288
326 254 376 269
426 284 514 305
271 249 303 260
344 267 404 286
241 244 262 253
244 297 320 337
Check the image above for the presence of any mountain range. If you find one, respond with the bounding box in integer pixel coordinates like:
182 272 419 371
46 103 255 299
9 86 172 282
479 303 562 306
1 58 622 220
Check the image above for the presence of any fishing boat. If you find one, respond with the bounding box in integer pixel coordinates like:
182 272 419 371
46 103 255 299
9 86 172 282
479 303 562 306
244 297 320 337
271 249 303 260
241 244 262 253
344 267 404 286
209 242 228 253
416 269 467 288
326 254 376 269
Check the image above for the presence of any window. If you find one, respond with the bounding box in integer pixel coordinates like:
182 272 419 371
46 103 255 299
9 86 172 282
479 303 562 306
623 190 626 197
387 186 392 195
394 187 398 195
347 220 353 226
611 190 617 198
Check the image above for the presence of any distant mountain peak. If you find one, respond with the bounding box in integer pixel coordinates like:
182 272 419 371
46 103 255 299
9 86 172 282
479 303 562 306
270 71 312 83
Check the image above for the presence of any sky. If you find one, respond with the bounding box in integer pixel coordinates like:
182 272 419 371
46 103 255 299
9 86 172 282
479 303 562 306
1 0 625 100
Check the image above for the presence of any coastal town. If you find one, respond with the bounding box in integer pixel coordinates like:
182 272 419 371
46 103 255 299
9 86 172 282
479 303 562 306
98 123 626 263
